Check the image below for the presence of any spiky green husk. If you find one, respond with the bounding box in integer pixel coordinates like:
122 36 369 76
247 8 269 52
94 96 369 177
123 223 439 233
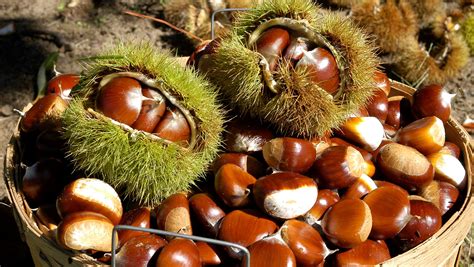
201 0 378 137
462 13 474 55
63 43 224 206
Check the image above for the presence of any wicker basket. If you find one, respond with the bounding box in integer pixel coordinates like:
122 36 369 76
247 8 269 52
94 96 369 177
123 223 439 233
3 81 473 266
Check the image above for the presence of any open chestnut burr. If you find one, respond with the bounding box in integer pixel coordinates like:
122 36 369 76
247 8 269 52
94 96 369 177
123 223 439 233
322 198 372 248
253 172 318 219
214 163 257 208
262 137 316 173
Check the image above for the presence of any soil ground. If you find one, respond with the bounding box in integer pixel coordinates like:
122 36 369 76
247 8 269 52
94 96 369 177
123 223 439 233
0 0 472 266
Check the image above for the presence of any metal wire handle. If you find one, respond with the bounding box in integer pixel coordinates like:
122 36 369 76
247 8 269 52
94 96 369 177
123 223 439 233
211 8 250 39
111 225 251 267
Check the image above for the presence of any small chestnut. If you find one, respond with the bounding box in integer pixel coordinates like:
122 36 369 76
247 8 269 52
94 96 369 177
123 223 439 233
420 180 459 215
412 84 454 122
153 107 191 144
156 239 201 267
374 70 391 96
366 89 388 123
155 193 192 237
283 36 309 63
296 47 340 94
131 87 166 133
188 193 225 238
386 96 414 129
396 116 445 155
438 141 461 158
214 163 257 207
46 74 80 99
116 234 167 267
262 137 316 173
117 207 151 248
302 189 340 225
337 117 384 151
247 234 296 267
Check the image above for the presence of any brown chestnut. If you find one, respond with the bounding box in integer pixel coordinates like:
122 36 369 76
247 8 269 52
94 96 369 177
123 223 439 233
153 107 191 144
57 211 117 252
21 94 68 133
396 116 445 155
281 220 329 266
330 137 373 161
427 152 466 189
116 234 167 267
374 70 390 96
296 47 340 94
420 180 459 215
338 117 384 151
247 234 296 267
366 89 388 123
383 123 398 138
212 153 266 178
46 74 80 99
56 178 123 225
370 139 394 160
412 84 454 122
214 163 257 207
376 143 434 191
342 174 378 200
96 77 143 126
224 118 274 153
262 137 316 173
386 96 414 129
218 210 278 259
131 87 166 132
155 193 192 237
363 186 411 239
302 189 340 225
156 239 201 267
256 27 290 71
321 198 372 248
253 172 318 219
335 239 391 266
283 36 309 63
311 146 365 189
188 193 225 238
438 141 461 158
117 207 151 248
196 242 221 266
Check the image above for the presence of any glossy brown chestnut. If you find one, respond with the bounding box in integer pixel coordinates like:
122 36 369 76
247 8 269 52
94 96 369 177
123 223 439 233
214 163 257 207
22 158 66 206
412 84 454 122
187 39 218 69
302 189 340 225
342 174 378 200
321 198 372 248
117 207 151 247
21 94 68 133
396 116 445 155
46 74 80 99
335 239 391 266
386 96 414 129
438 142 461 158
376 143 434 191
56 178 123 225
310 135 332 155
218 210 278 259
395 199 442 252
283 36 309 63
131 87 166 132
281 220 328 266
188 193 225 238
212 153 266 178
253 172 318 219
366 89 388 123
224 118 274 153
420 180 459 215
246 234 296 267
363 186 410 239
196 242 221 266
427 152 466 189
262 137 316 173
374 70 391 96
57 211 117 252
311 146 365 189
256 27 290 71
296 47 340 94
373 180 408 194
156 239 201 267
153 107 191 144
156 193 192 237
338 117 384 151
96 77 142 126
330 137 373 161
116 234 167 267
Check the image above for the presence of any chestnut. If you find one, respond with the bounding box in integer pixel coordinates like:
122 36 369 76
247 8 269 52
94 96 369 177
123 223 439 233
370 139 394 160
262 137 316 173
56 178 123 225
188 193 225 238
376 143 434 191
335 239 391 266
187 39 220 69
131 87 166 133
366 89 388 123
310 135 332 155
218 210 278 259
374 70 391 96
386 96 414 129
22 158 66 206
155 193 192 237
427 152 466 189
337 117 384 151
96 77 143 126
363 186 411 239
253 172 318 219
214 163 257 207
117 207 151 248
341 174 378 200
196 242 221 265
383 123 398 138
330 137 373 161
321 198 372 248
438 141 461 158
302 189 340 225
247 235 297 267
46 73 80 99
420 180 459 215
296 47 340 94
156 239 201 267
21 94 68 133
394 198 442 252
116 234 167 267
223 118 274 153
212 153 266 178
412 84 454 122
311 146 365 189
283 36 309 63
256 27 290 71
281 219 329 266
56 211 116 252
396 116 445 155
153 107 191 144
